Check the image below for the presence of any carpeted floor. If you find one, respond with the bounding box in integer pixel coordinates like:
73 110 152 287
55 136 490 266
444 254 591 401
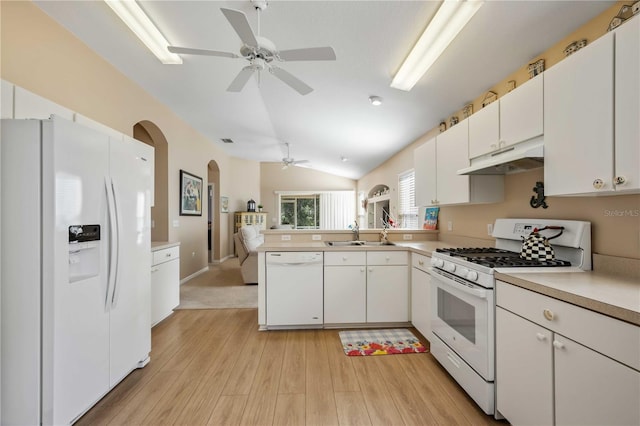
176 257 258 310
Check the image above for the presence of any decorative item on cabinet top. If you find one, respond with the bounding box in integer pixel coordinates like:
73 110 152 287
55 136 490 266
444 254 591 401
481 91 497 108
564 39 587 57
439 121 447 132
527 59 545 79
507 80 516 92
462 103 473 119
449 116 459 127
608 3 636 31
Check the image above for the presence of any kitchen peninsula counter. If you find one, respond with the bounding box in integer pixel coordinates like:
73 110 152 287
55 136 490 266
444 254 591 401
495 270 640 326
257 240 456 257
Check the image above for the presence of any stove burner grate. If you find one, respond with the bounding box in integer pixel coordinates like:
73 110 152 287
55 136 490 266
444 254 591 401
435 247 572 268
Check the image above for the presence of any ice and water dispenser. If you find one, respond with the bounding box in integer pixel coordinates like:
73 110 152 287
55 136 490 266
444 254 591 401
68 225 101 282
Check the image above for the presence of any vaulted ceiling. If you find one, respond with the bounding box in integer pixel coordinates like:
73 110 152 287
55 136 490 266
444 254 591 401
35 1 615 179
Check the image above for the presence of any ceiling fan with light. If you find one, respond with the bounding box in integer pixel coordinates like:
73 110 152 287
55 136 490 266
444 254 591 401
281 142 309 169
168 0 336 95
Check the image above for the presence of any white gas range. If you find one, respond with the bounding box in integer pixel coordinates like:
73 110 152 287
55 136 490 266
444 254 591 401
428 219 592 416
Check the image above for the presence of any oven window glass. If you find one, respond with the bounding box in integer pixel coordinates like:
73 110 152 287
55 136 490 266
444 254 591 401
437 287 476 344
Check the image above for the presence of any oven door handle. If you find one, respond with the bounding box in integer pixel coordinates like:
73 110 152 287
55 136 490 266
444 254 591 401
433 272 489 299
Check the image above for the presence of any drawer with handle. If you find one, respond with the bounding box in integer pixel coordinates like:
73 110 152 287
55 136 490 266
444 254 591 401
152 246 180 266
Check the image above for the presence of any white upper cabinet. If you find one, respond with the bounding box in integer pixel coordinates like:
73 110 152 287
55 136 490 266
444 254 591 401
414 121 504 206
468 74 543 160
414 137 437 206
437 120 472 205
14 86 74 120
614 16 640 193
468 101 500 159
499 74 543 148
545 16 639 196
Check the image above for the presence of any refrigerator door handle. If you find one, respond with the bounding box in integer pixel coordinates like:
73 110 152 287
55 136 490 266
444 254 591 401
105 177 117 310
110 178 122 309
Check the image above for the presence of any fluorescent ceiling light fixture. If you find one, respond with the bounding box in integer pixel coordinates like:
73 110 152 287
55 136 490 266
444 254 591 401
105 0 182 64
369 96 383 106
391 0 483 91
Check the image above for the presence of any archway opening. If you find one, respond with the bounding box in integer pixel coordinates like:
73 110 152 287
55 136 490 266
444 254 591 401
208 160 221 263
134 121 169 242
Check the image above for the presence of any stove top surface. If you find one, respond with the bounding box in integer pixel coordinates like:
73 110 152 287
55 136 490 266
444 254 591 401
434 247 572 268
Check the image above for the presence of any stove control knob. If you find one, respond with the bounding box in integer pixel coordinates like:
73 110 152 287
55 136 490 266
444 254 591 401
467 271 479 281
458 268 468 278
431 258 444 268
445 262 456 273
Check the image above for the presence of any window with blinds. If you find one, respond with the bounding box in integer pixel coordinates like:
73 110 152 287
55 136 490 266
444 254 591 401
398 170 418 229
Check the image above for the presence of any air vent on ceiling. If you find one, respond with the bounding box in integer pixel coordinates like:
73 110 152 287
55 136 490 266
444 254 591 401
221 138 234 144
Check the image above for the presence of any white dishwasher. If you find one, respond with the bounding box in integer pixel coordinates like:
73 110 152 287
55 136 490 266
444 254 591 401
266 252 323 327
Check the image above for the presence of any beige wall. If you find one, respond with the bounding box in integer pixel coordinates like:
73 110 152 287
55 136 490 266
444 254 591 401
358 2 640 260
0 1 261 278
260 162 356 228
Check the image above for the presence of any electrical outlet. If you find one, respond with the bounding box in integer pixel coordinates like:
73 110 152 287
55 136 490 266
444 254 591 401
487 224 494 235
191 251 196 257
281 234 291 241
151 220 155 228
403 234 413 240
312 235 322 241
172 220 179 227
447 221 453 231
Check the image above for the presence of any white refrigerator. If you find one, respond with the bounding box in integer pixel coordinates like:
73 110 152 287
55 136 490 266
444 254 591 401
1 117 154 425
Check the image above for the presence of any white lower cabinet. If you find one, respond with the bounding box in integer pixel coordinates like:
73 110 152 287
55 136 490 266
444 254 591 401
323 250 409 324
410 253 431 339
324 252 367 324
366 251 409 323
150 245 180 326
496 281 640 425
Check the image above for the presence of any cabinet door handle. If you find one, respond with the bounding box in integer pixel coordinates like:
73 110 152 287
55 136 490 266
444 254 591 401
614 176 626 186
165 253 172 257
536 333 547 342
553 340 565 350
360 267 365 272
368 268 373 272
592 179 605 189
418 260 424 266
151 268 159 273
342 256 348 261
543 309 554 321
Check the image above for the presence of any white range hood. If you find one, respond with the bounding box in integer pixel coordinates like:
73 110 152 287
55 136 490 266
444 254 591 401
457 137 544 175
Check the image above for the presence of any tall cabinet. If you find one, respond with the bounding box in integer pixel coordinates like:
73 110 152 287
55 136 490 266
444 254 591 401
544 16 639 195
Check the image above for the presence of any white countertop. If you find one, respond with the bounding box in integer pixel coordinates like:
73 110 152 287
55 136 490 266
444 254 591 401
151 241 180 251
495 270 640 326
257 240 456 257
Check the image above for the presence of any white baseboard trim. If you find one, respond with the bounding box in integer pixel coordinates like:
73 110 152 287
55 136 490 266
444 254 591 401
180 266 209 285
210 254 234 265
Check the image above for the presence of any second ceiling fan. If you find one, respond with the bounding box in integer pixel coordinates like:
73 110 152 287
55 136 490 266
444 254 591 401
168 1 336 95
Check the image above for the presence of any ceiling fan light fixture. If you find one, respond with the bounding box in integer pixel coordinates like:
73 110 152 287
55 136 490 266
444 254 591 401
104 0 182 64
391 0 483 91
341 156 349 162
368 96 383 106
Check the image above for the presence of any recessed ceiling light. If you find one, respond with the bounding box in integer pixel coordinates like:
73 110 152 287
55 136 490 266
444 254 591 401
369 96 383 106
341 156 349 162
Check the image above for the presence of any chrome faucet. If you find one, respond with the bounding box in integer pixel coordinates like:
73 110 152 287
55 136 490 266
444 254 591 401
352 220 360 241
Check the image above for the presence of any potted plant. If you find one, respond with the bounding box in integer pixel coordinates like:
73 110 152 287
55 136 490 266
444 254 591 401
257 204 263 212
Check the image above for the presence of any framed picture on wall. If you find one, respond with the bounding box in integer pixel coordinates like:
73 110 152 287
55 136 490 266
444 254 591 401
179 169 203 216
220 196 229 213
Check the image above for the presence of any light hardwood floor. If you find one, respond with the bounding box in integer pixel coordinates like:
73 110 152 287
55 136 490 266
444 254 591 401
77 309 504 425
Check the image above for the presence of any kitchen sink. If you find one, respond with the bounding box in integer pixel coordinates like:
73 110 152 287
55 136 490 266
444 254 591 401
325 241 395 247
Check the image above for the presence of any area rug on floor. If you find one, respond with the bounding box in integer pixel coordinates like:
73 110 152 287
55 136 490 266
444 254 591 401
339 328 427 356
176 285 258 309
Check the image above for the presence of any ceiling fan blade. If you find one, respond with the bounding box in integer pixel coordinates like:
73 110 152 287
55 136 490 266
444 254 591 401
278 47 336 62
227 66 256 92
168 46 238 59
292 160 310 165
270 67 313 95
220 8 258 47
